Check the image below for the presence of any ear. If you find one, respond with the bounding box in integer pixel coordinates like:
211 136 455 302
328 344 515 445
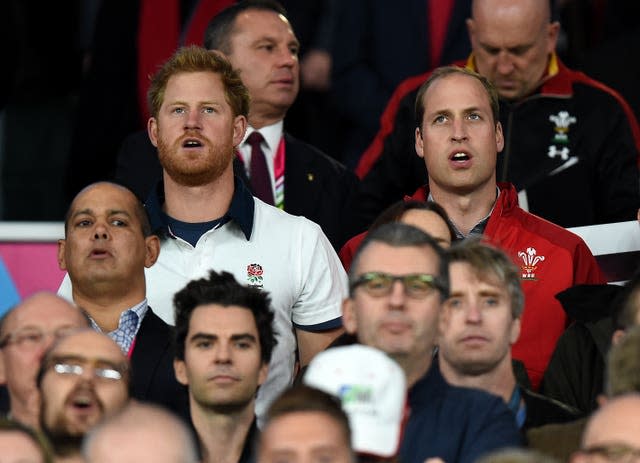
611 329 626 346
341 298 358 335
233 115 248 147
144 235 161 268
466 19 476 48
510 317 521 345
57 239 67 271
0 350 6 385
495 121 504 153
173 359 189 386
258 362 269 386
547 21 560 54
415 127 425 159
148 117 159 147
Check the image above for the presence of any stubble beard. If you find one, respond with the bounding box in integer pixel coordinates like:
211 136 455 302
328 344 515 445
157 131 234 187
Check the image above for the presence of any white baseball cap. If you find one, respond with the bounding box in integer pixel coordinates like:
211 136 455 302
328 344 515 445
303 345 408 458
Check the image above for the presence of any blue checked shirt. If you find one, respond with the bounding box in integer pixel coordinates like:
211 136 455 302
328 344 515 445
89 300 148 354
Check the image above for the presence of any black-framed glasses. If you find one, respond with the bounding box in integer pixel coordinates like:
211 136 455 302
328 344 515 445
580 444 640 462
350 272 445 298
46 356 128 382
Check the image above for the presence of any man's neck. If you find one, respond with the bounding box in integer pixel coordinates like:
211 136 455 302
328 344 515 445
10 391 40 430
392 353 432 388
429 180 498 237
248 107 285 130
191 400 256 463
163 166 234 223
72 285 145 332
439 355 516 403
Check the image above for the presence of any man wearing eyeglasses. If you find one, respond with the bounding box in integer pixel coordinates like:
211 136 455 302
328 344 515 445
37 329 130 462
0 292 89 428
342 222 522 463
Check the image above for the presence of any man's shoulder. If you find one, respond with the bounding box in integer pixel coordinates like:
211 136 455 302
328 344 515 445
284 132 354 177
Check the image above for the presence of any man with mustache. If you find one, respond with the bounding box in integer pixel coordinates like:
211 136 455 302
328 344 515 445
173 270 276 463
142 45 346 423
342 222 522 462
116 0 358 251
37 330 130 463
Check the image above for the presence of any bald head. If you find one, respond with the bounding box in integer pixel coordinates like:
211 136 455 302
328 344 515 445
83 402 199 463
467 0 559 101
574 394 640 463
0 292 89 428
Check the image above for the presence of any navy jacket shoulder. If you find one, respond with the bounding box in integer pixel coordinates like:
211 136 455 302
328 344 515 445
131 308 190 421
283 132 359 249
402 366 522 463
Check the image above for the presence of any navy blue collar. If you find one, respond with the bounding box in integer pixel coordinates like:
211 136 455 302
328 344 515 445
145 176 254 241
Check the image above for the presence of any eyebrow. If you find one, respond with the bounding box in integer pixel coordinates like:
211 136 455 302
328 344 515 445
50 354 125 369
188 333 258 343
71 209 132 219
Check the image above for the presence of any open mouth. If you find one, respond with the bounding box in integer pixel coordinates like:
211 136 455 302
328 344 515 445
90 249 110 259
183 139 203 148
450 152 471 162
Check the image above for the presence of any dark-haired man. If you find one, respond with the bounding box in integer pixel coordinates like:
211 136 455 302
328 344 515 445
173 271 276 463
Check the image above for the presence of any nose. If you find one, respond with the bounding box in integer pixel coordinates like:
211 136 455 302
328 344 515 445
388 280 407 310
465 300 482 323
214 342 232 364
496 51 515 75
184 109 202 130
277 45 297 68
451 117 468 142
92 221 109 240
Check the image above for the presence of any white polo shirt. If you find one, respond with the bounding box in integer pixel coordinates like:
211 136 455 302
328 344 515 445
59 178 347 422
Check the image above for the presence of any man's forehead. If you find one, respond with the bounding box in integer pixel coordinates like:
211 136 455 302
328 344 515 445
53 332 124 361
450 262 506 293
71 184 137 214
6 295 81 329
189 304 258 331
424 75 490 112
356 242 439 273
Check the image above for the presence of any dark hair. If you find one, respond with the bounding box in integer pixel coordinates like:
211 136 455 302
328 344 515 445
370 200 456 243
147 45 250 119
63 182 151 237
203 0 287 53
263 385 352 447
349 222 449 301
446 238 524 318
415 66 500 131
0 417 54 463
173 270 277 364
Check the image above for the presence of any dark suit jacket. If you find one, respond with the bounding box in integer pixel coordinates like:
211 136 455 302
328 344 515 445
114 130 359 250
131 308 189 421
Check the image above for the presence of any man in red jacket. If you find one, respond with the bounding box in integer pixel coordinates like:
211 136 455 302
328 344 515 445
411 65 604 388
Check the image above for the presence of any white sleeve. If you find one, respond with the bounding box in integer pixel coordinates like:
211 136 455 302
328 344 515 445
291 219 348 329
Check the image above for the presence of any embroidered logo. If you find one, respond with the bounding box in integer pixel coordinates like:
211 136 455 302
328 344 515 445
517 247 545 280
549 111 576 144
247 263 264 288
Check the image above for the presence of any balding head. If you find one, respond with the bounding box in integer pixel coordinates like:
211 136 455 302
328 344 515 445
83 402 198 463
0 292 89 428
467 0 559 101
38 330 130 457
572 394 640 463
